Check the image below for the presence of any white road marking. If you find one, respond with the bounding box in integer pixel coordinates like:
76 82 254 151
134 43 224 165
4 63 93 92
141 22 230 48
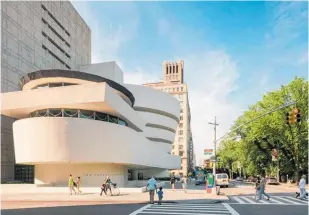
284 196 308 204
130 203 233 215
128 204 151 215
275 196 300 205
267 197 284 204
222 203 240 215
252 196 269 204
139 212 229 215
240 196 257 204
232 197 245 203
149 205 226 209
144 208 231 213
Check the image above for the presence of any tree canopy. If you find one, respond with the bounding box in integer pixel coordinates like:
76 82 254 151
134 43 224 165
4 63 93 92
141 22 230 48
217 77 308 181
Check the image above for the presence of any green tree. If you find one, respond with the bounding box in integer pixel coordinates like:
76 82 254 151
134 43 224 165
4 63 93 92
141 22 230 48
236 77 308 180
219 77 308 181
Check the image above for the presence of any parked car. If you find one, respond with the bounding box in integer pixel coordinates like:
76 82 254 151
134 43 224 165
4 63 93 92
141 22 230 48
249 176 258 183
195 178 206 185
216 173 229 187
236 177 244 181
266 177 280 185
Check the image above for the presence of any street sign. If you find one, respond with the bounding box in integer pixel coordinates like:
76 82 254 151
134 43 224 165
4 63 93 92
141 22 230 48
204 149 213 155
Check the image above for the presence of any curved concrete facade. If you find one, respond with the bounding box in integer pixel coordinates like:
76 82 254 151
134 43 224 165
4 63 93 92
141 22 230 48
1 63 181 186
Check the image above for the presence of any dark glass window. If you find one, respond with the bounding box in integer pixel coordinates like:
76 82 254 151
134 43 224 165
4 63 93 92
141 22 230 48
30 111 38 117
49 83 63 88
15 165 34 183
118 119 127 126
63 83 77 86
37 84 49 89
109 116 118 124
38 109 48 117
95 112 108 121
80 110 94 119
63 109 78 117
49 109 62 117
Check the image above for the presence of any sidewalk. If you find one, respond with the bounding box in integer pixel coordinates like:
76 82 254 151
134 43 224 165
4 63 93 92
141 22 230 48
1 186 228 209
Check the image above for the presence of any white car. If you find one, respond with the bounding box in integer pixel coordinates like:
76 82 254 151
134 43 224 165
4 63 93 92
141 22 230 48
216 173 229 187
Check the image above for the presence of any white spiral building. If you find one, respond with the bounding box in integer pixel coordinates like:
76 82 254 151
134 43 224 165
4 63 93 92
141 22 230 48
1 62 181 187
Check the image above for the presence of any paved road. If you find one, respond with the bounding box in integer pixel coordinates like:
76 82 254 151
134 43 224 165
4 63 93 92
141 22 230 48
1 203 143 215
3 199 308 215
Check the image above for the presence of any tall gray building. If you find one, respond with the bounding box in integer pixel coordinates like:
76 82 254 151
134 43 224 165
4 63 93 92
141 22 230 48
1 1 91 183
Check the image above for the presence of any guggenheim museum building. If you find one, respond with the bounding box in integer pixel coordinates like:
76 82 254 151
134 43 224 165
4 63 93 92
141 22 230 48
1 62 181 187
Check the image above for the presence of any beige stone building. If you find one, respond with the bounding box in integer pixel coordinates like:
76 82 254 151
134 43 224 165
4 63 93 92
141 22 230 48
143 61 194 176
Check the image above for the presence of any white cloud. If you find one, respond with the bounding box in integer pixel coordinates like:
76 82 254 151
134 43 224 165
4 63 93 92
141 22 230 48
178 50 243 163
124 68 160 85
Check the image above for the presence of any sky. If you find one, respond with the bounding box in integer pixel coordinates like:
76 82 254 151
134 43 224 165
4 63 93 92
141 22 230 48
72 1 308 165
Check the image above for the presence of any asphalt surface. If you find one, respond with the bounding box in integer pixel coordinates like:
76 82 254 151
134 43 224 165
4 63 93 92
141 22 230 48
3 201 308 215
1 203 143 215
3 181 308 215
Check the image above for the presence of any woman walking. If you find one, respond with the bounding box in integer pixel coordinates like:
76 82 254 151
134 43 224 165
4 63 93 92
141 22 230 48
257 175 270 201
76 176 82 194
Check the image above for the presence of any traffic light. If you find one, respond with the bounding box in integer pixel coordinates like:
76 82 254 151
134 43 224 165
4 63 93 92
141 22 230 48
293 108 301 123
286 108 301 125
286 111 294 125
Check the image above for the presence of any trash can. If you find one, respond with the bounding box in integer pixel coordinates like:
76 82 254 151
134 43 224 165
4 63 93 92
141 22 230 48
216 186 220 195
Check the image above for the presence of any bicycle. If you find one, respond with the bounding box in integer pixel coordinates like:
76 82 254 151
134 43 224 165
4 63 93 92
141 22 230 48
106 183 120 196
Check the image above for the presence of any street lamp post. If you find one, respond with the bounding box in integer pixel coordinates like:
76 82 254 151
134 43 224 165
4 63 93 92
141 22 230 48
209 117 219 186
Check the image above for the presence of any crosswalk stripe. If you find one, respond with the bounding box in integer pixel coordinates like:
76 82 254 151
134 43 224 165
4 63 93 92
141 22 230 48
230 196 309 205
132 203 235 215
275 196 300 204
267 197 284 204
232 197 245 203
139 213 231 215
284 196 308 204
252 196 270 204
240 196 256 204
144 208 231 213
149 205 227 209
222 203 240 215
129 204 151 215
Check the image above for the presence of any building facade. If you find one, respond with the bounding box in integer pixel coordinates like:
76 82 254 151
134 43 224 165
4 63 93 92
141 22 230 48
0 62 181 186
1 1 91 183
143 61 194 177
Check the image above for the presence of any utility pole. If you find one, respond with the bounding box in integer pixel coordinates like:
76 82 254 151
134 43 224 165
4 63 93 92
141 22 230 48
209 117 219 186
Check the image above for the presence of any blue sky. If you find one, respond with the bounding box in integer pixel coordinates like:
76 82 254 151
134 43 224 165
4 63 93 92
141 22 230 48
73 1 308 164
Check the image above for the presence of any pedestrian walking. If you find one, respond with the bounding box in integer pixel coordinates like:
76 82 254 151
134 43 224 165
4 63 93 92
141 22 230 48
68 174 76 195
299 175 307 200
157 187 163 205
76 176 82 194
181 176 187 193
147 176 157 204
170 173 176 191
257 175 270 201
